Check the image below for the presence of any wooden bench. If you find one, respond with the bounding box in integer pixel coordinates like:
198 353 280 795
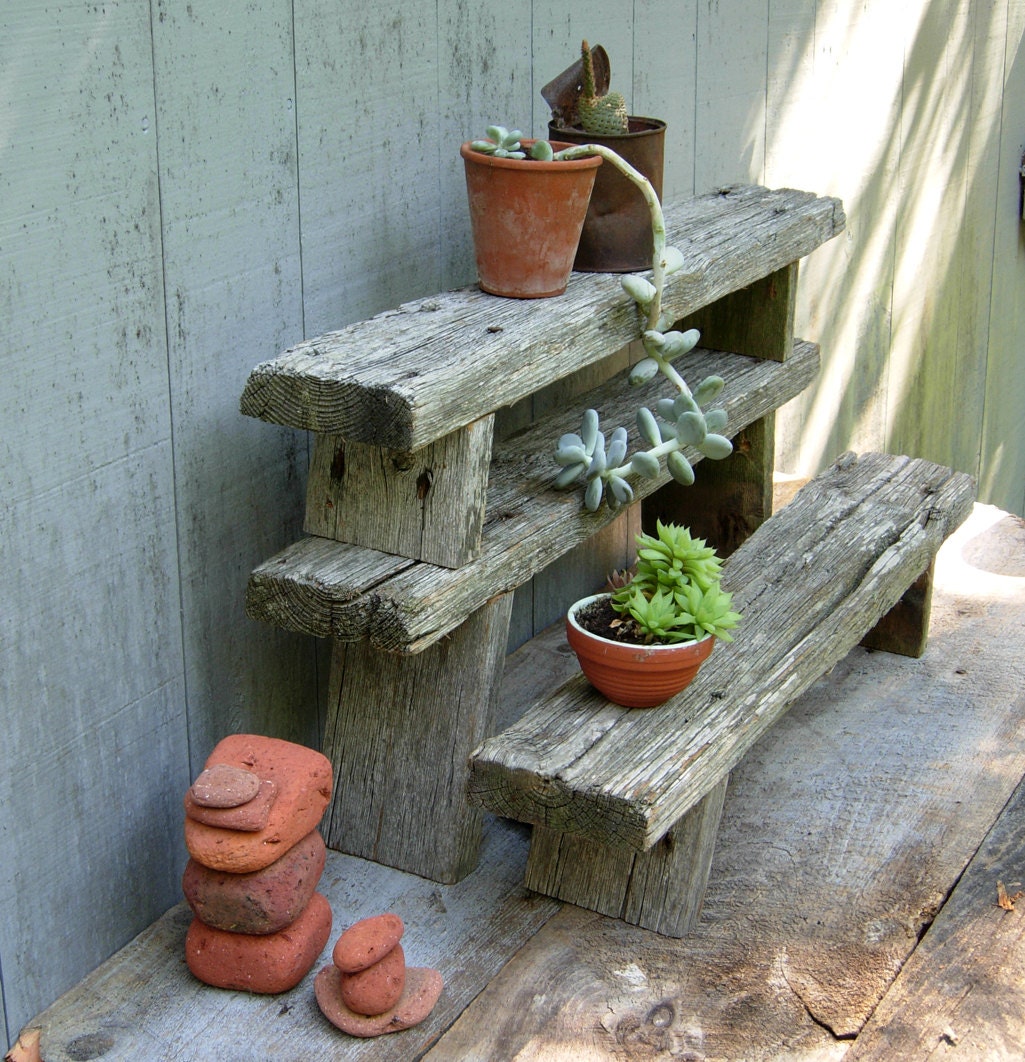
467 452 975 935
241 185 847 884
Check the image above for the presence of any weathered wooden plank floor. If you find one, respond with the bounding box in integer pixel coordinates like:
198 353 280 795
20 503 1025 1061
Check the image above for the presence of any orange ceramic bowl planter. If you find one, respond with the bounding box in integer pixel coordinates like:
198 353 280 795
566 593 715 709
460 140 602 298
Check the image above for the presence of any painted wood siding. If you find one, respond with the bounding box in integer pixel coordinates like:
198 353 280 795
1 0 1022 1042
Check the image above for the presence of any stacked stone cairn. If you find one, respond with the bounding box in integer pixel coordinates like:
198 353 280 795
182 734 334 994
315 913 443 1037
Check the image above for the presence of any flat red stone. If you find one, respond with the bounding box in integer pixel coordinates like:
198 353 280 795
182 830 326 934
184 779 277 832
190 763 262 808
332 913 404 973
184 735 332 873
315 965 443 1037
340 944 405 1015
185 891 332 994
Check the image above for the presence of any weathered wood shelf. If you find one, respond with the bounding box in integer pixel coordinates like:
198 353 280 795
241 183 850 884
469 453 975 847
245 339 820 652
239 186 845 450
463 453 974 936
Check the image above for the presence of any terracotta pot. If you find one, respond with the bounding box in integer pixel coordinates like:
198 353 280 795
566 593 714 708
547 118 666 273
460 140 602 298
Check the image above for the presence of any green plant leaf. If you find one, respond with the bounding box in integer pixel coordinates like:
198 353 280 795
667 451 695 486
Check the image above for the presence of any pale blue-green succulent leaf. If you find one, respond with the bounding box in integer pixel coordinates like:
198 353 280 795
584 477 604 511
693 374 725 405
659 329 701 359
555 444 589 467
661 246 686 275
586 431 607 476
667 450 695 486
637 407 662 447
673 392 700 417
622 275 656 306
642 329 666 351
530 140 554 161
704 408 728 433
631 451 661 479
558 432 583 451
699 433 734 460
656 398 677 420
629 358 661 386
676 411 707 446
580 409 599 452
555 462 586 488
607 426 628 468
609 476 634 506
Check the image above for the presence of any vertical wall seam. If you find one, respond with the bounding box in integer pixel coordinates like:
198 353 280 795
287 0 321 727
146 0 194 779
290 0 307 341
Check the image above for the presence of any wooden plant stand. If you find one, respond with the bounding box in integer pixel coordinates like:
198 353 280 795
241 185 852 885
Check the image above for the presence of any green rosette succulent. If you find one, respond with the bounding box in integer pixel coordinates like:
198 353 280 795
610 522 742 644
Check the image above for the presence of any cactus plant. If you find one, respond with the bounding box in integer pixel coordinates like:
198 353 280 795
578 39 629 136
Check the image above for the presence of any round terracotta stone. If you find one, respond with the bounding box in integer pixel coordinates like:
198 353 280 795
185 891 332 994
315 964 443 1037
182 830 327 934
184 779 277 832
340 944 405 1016
332 913 404 973
184 735 333 874
190 764 262 808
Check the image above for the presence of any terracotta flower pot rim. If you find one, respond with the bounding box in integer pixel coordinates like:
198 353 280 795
459 140 604 173
567 593 712 654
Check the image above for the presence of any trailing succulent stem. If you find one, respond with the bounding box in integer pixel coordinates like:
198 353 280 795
549 150 734 512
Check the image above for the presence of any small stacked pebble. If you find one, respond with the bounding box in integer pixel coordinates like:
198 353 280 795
182 734 334 994
315 914 443 1037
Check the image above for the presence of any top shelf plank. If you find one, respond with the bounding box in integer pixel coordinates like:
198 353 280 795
239 185 845 450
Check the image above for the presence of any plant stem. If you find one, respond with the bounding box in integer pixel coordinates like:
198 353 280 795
555 143 667 330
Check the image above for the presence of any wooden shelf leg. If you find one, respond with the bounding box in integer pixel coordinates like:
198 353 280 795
319 592 514 884
860 562 935 658
523 776 729 937
305 415 494 569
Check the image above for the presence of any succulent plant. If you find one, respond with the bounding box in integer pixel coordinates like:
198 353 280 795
578 39 629 136
470 125 554 161
610 522 741 644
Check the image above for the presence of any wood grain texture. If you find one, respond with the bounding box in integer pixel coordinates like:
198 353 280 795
238 187 845 448
150 0 320 762
0 2 190 1038
304 416 494 568
245 341 821 649
525 777 728 937
427 505 1025 1060
292 0 443 335
22 819 559 1062
845 775 1025 1059
979 0 1025 517
319 594 514 883
468 452 976 852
